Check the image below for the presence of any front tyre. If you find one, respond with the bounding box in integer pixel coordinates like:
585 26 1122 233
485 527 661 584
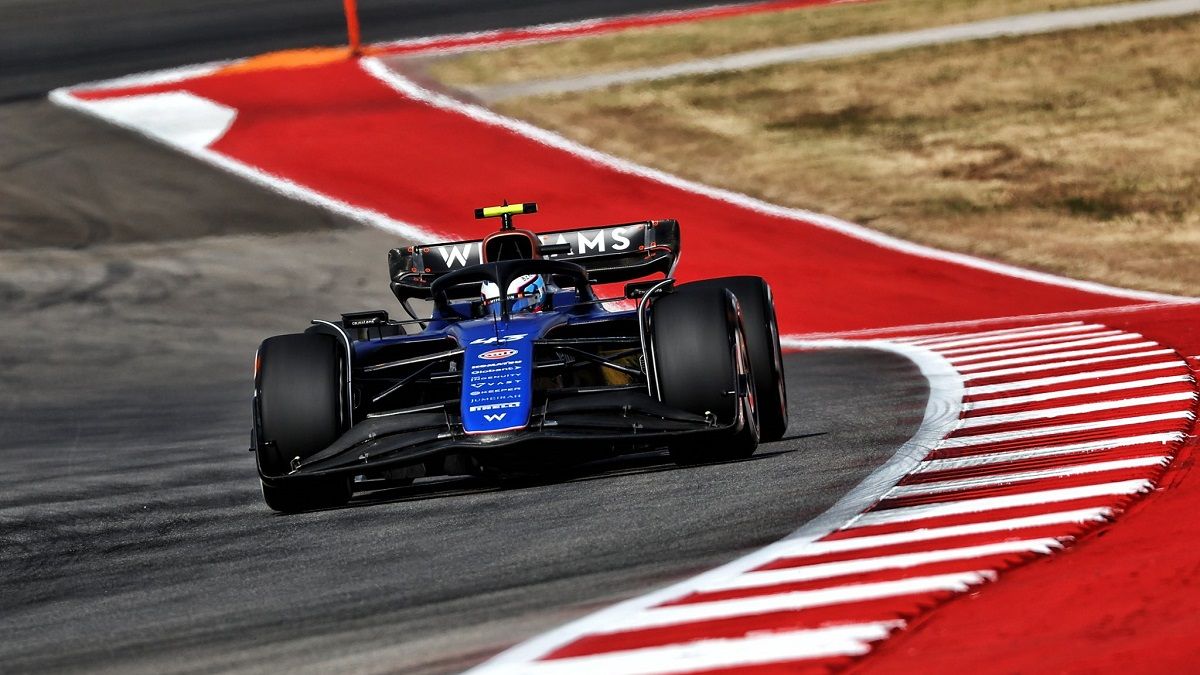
254 333 351 512
650 286 759 464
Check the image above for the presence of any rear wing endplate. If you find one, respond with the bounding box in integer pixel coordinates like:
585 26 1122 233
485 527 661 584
388 219 680 301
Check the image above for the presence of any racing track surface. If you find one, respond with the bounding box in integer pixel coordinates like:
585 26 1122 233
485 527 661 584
2 2 933 673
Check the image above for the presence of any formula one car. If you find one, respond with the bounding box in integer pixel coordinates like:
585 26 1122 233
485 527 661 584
251 202 787 512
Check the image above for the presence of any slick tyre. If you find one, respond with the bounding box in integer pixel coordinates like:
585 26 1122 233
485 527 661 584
684 276 788 441
254 333 350 512
651 286 759 465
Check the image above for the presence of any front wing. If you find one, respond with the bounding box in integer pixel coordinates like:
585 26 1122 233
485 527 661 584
261 388 750 480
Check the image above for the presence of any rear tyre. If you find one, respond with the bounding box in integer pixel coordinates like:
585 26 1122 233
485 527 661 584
651 286 759 465
685 276 788 441
254 333 351 512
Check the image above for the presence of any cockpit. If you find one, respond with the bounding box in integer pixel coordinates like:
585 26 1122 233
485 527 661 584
480 274 550 316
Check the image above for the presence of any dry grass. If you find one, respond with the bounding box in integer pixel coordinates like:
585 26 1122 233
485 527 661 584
488 16 1200 296
431 0 1125 87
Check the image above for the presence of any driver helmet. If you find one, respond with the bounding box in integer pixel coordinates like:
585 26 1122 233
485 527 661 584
480 274 547 315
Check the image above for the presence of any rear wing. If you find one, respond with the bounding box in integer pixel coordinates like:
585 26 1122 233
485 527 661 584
388 220 680 301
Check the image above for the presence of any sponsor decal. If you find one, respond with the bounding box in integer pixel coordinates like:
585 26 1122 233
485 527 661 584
469 402 522 412
470 334 528 345
471 387 522 397
471 361 521 372
536 226 636 257
483 413 507 422
479 348 518 360
436 243 481 267
433 226 642 270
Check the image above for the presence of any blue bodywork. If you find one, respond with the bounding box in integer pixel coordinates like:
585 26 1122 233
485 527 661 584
456 314 556 434
352 290 634 436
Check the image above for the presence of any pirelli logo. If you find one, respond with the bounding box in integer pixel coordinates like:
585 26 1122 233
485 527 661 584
468 402 522 412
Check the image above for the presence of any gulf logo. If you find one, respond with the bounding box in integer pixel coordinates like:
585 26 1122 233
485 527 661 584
479 348 518 360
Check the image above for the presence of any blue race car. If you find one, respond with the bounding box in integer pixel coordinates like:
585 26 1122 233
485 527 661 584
251 202 787 512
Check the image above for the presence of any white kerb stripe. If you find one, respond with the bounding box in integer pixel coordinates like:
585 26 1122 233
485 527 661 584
961 349 1177 380
703 539 1062 592
956 342 1158 372
964 361 1187 395
852 480 1151 527
937 330 1123 356
885 331 960 344
597 572 991 634
785 507 1112 555
479 623 900 675
946 333 1141 363
959 391 1196 428
898 322 1091 348
913 433 1185 473
941 411 1193 448
965 375 1194 410
889 457 1168 498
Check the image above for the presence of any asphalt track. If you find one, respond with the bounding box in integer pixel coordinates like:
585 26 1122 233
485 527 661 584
2 2 929 672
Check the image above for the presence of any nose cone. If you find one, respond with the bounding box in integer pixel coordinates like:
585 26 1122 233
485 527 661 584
460 328 534 435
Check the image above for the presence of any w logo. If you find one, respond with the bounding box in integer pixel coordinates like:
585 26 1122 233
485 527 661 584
483 413 507 422
436 243 479 268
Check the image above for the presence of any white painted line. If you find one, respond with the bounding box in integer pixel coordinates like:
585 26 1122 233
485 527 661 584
475 623 901 675
597 572 992 634
803 507 1111 552
852 480 1151 527
947 333 1142 364
937 329 1123 356
886 332 961 344
959 391 1196 428
83 92 237 150
960 349 1177 380
898 322 1093 348
913 433 1185 473
472 0 1200 101
965 375 1194 410
703 539 1062 591
964 361 1187 395
361 59 1188 304
941 411 1193 448
889 457 1168 498
956 342 1159 372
